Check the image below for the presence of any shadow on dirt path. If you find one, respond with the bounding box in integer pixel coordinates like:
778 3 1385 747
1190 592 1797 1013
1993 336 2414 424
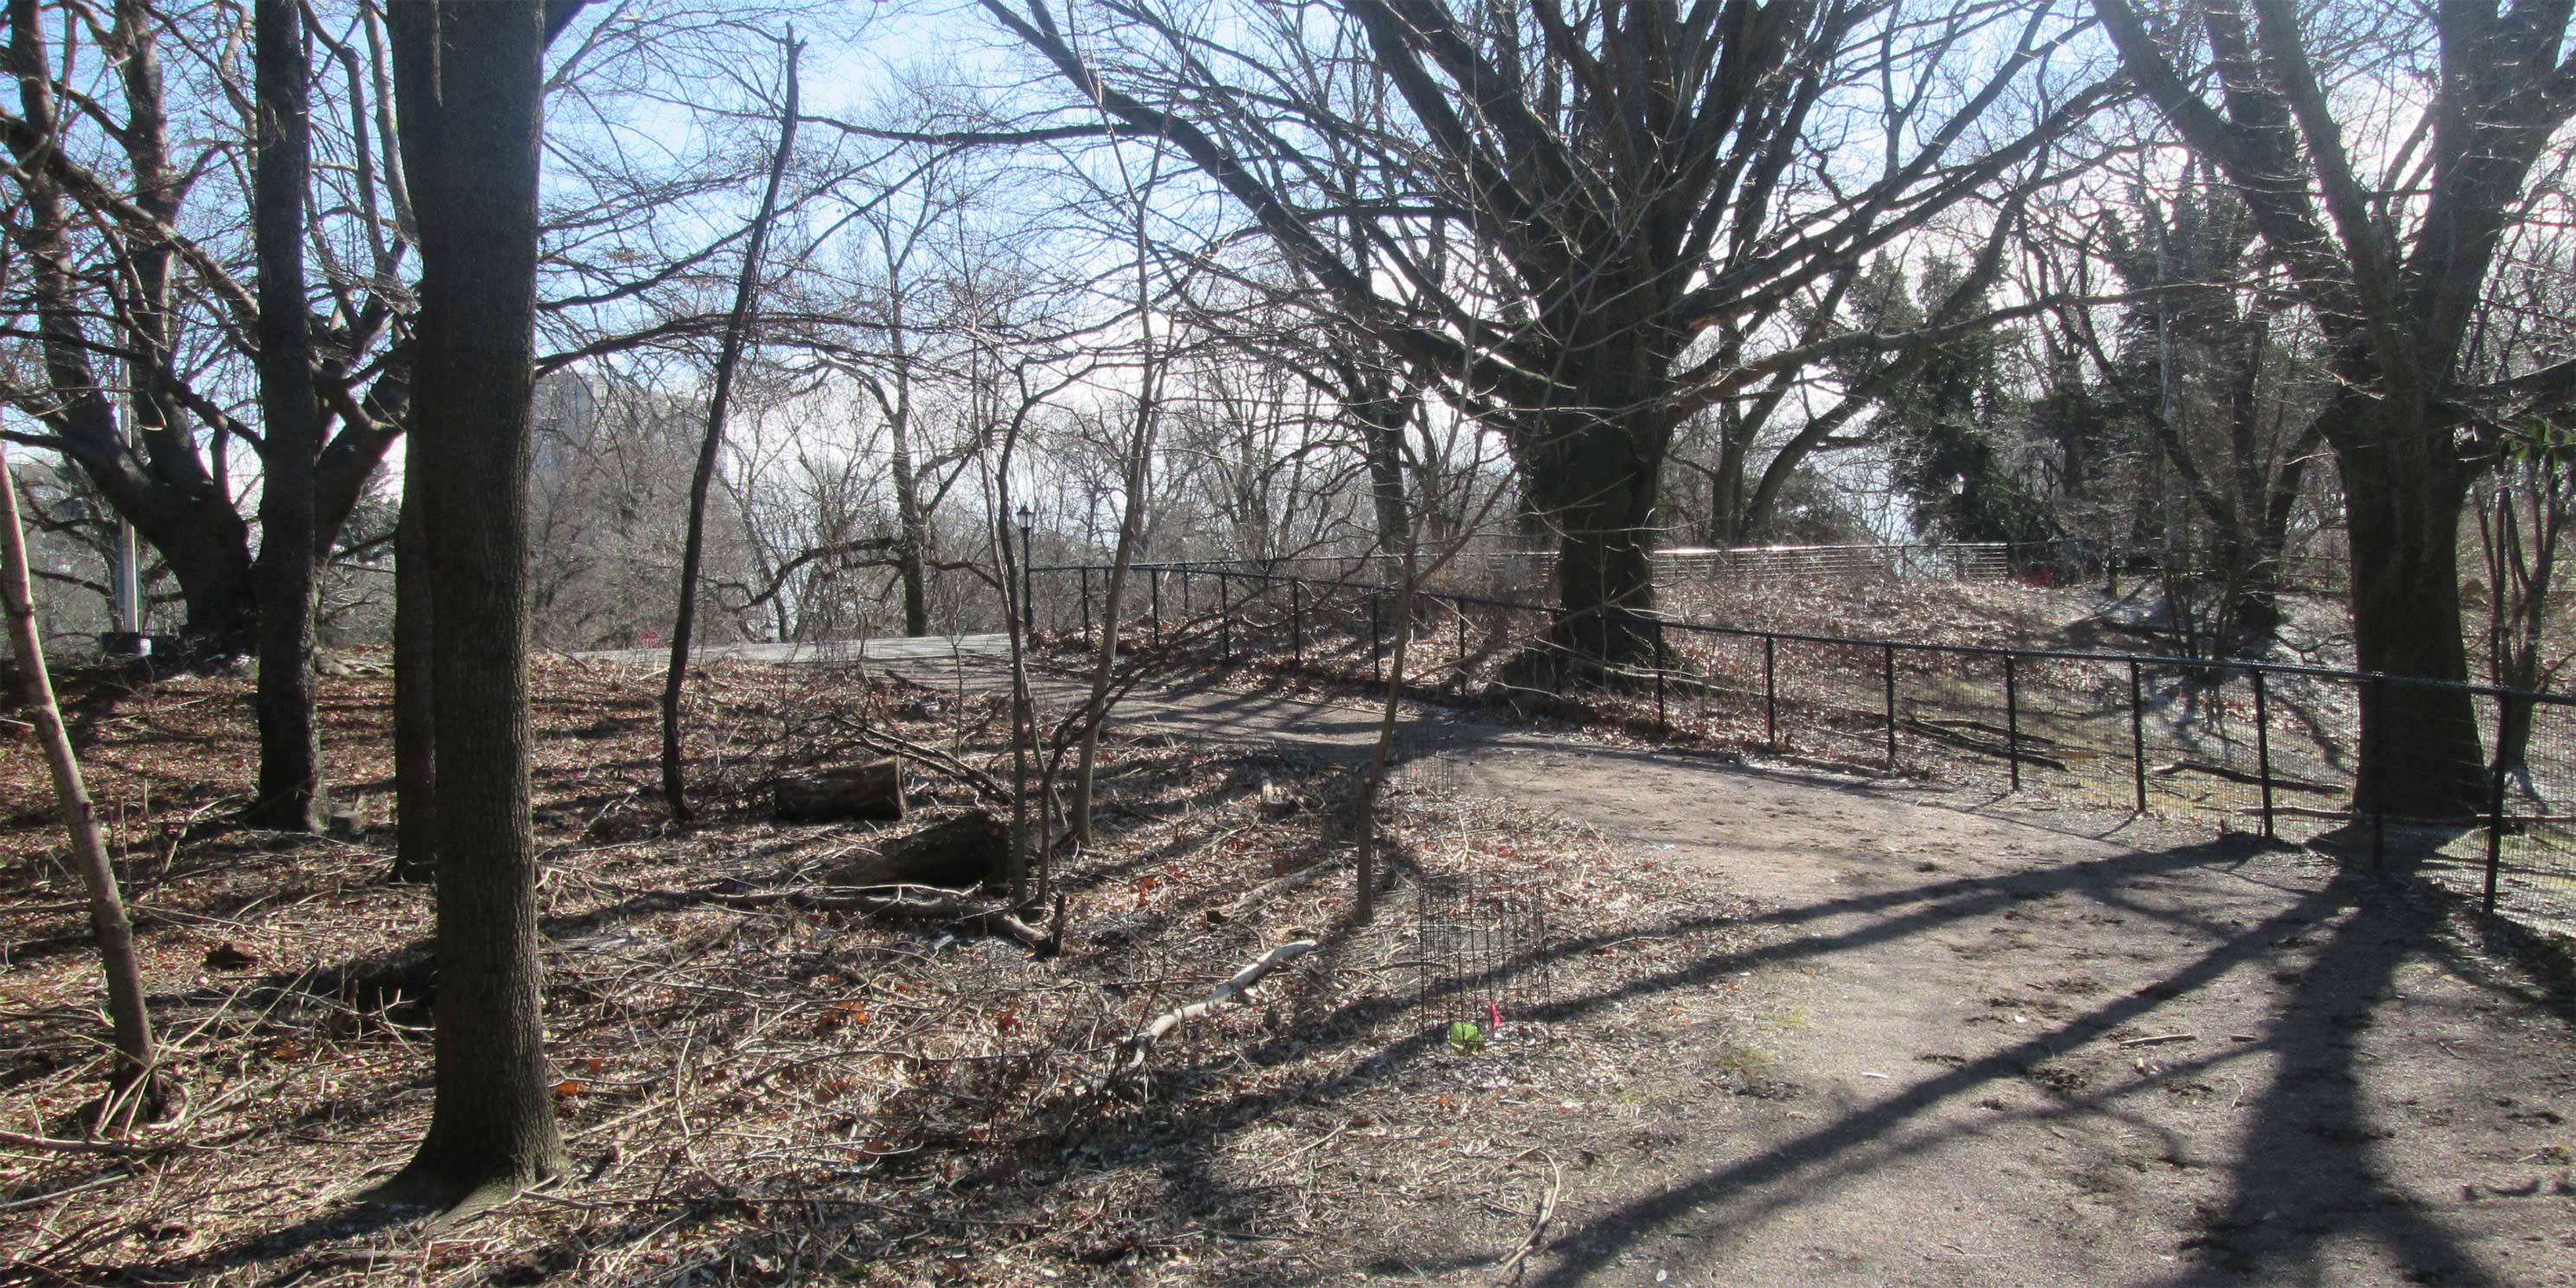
851 649 2576 1287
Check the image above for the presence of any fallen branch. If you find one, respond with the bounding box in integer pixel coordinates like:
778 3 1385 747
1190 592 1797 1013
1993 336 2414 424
1495 1153 1563 1282
827 716 1008 806
2152 759 2338 795
1219 856 1341 922
687 883 1063 953
1898 717 2069 769
0 1126 162 1155
2228 804 2356 821
1099 939 1317 1089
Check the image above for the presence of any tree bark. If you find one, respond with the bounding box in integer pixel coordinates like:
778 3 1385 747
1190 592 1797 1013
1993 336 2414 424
661 33 799 821
1511 373 1670 677
884 325 933 637
391 474 435 882
380 0 564 1215
1355 372 1415 557
2338 421 2487 817
246 0 322 831
0 440 158 1113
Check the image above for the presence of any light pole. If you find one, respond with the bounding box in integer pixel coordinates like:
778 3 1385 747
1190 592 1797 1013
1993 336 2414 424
1017 505 1035 633
67 499 143 656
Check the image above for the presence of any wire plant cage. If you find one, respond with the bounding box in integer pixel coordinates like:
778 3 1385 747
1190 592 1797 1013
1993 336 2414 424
1387 736 1555 1034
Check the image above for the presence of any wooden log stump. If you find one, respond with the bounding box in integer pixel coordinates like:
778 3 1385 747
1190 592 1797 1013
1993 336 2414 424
832 809 1010 889
774 759 905 823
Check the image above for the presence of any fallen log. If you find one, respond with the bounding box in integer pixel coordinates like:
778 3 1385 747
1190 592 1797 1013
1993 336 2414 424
832 810 1010 889
1914 716 2063 746
692 882 1064 953
1098 939 1317 1090
2153 759 2339 795
775 759 904 822
1897 717 2069 769
2219 804 2348 821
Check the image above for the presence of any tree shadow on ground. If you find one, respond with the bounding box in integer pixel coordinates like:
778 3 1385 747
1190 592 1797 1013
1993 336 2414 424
1507 824 2526 1288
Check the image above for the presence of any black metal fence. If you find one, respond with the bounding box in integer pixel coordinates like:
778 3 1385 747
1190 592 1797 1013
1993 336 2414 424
1028 558 2576 936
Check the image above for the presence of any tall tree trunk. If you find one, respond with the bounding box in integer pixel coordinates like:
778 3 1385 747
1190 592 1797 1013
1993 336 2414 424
168 549 258 654
888 392 932 636
1513 380 1668 677
1072 398 1154 851
0 441 159 1117
380 0 564 1215
1355 375 1414 557
2338 413 2485 819
1352 552 1419 926
247 0 322 831
660 35 798 819
392 473 436 882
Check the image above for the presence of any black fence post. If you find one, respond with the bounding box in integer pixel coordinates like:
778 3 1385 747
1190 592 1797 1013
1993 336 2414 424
1291 580 1304 666
2253 668 2275 840
1456 605 1468 667
2486 692 2515 914
2004 654 2021 792
2129 660 2147 814
1180 565 1190 615
1763 634 1778 751
1882 643 1898 768
1550 609 1566 694
1219 571 1232 662
1654 618 1667 737
1080 568 1093 642
1150 568 1163 647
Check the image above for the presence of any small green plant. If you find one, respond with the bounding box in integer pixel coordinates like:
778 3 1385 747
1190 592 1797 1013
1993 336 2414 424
1445 1020 1486 1053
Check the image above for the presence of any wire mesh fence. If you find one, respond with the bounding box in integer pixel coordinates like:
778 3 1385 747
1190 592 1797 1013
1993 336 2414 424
1383 740 1555 1034
1026 559 2576 939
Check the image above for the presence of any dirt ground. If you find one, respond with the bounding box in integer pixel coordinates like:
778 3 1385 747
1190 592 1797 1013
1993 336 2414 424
4 647 2573 1288
1059 660 2576 1287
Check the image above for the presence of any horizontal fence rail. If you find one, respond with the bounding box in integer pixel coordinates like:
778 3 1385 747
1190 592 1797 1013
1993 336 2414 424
1023 558 2576 938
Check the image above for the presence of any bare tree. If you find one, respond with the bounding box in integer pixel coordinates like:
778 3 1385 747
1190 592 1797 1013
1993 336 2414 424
983 0 2101 676
0 437 158 1124
1 0 411 655
378 0 577 1216
663 31 801 822
248 0 325 829
1071 144 1175 850
2478 428 2573 773
2096 0 2576 814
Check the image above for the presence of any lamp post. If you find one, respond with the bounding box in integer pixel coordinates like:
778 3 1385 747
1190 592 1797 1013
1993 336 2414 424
67 499 143 655
1017 505 1035 633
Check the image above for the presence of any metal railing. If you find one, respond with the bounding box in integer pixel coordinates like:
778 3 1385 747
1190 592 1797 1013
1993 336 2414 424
1028 558 2576 936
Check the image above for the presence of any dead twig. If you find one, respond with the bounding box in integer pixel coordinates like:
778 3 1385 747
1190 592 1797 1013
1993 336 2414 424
1495 1152 1563 1283
1097 939 1317 1091
0 1125 165 1154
